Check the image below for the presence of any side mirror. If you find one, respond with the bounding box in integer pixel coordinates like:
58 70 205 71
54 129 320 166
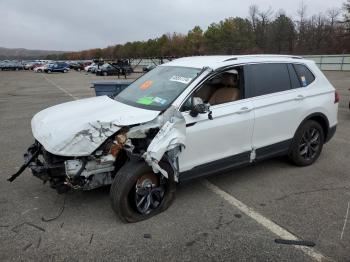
190 103 210 117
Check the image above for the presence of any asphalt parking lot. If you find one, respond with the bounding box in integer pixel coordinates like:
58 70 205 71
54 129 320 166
0 70 349 261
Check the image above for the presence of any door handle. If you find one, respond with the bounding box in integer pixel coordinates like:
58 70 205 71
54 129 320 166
237 107 252 114
295 94 305 101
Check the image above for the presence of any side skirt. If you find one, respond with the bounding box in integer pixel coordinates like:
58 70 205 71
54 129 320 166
178 139 292 182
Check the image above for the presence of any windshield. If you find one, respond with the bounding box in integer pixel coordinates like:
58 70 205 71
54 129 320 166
115 66 201 110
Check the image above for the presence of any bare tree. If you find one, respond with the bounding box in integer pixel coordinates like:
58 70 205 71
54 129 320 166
249 5 259 31
297 0 307 31
327 8 340 28
258 6 273 24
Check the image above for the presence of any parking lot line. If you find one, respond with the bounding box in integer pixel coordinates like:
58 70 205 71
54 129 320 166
202 179 330 262
340 201 349 240
42 74 79 100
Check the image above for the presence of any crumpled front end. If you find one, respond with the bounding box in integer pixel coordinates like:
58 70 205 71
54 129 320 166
20 131 128 193
10 105 186 192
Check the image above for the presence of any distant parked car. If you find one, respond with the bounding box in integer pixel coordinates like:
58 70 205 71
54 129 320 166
0 61 24 71
143 64 156 72
44 62 70 73
84 63 97 72
96 63 120 76
34 64 49 73
90 65 98 73
24 62 36 70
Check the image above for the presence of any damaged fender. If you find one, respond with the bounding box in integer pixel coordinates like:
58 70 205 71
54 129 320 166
128 106 186 181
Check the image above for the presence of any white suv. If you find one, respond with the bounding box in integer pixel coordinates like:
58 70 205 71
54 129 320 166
9 55 338 222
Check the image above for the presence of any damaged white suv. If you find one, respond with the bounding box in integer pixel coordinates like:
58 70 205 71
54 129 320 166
9 55 338 222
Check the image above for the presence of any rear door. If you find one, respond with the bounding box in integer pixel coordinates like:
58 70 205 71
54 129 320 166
244 63 306 159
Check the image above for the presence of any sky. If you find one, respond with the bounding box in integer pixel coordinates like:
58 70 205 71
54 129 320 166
0 0 346 51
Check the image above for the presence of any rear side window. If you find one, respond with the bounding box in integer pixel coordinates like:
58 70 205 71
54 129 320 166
245 63 291 97
293 64 315 87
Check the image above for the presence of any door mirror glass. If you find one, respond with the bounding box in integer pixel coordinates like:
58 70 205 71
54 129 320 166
190 97 210 117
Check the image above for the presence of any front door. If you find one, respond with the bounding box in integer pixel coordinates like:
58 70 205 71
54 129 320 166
178 99 255 173
177 67 255 174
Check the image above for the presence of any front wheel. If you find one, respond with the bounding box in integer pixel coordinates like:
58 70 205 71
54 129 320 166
110 160 176 223
289 120 324 166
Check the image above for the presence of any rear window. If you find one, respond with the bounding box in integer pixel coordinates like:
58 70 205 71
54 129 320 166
246 63 291 97
293 64 315 87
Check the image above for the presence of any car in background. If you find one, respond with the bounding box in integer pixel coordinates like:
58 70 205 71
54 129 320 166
44 62 70 73
34 64 49 73
24 62 36 70
69 61 92 71
143 64 156 72
84 63 97 72
0 61 24 71
96 63 119 76
96 60 134 76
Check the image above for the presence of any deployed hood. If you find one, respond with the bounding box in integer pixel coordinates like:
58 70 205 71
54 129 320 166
31 96 160 156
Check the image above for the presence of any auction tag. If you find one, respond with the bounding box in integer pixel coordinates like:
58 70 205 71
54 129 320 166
140 80 153 90
169 75 192 84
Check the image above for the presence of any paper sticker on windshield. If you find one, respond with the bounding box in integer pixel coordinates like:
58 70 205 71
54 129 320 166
153 97 167 105
169 75 192 84
140 80 153 90
137 96 154 105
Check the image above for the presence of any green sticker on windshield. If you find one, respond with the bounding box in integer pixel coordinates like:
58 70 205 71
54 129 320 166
137 96 154 105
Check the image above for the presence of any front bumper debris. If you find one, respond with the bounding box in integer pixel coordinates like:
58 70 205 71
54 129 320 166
8 142 70 193
8 142 43 182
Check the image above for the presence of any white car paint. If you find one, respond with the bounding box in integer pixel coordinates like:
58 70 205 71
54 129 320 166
84 63 96 71
34 64 47 72
178 99 255 172
31 96 160 156
30 55 338 179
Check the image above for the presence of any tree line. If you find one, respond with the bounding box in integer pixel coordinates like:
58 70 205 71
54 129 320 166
47 1 350 60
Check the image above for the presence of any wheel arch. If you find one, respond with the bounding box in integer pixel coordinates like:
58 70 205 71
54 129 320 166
296 112 330 141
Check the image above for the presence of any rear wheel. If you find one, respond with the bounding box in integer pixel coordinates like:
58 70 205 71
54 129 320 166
47 70 51 74
289 120 324 166
110 160 176 223
103 71 108 76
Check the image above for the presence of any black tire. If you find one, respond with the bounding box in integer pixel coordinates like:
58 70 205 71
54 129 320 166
110 159 176 223
103 71 108 76
289 120 324 166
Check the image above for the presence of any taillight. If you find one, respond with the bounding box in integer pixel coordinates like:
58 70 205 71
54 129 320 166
334 90 340 103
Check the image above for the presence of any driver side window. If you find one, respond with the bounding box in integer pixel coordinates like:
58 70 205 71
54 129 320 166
181 67 243 111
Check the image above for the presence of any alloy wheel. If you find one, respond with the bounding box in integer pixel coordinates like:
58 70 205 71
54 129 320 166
299 127 321 161
134 173 165 215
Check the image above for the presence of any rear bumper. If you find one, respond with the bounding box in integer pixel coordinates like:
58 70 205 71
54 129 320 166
325 125 337 143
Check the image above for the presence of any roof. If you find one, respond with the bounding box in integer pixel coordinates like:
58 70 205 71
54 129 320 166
162 55 312 70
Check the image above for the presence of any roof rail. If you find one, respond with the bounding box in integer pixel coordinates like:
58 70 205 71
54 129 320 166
222 57 238 62
222 55 303 62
